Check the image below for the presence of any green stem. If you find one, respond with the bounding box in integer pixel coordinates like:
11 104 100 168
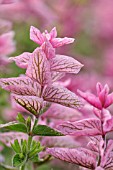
20 165 25 170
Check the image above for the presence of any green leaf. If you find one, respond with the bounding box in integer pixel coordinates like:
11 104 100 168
22 140 27 154
13 154 26 167
11 139 21 153
16 113 25 124
26 116 31 133
32 125 64 136
27 136 32 151
29 155 39 162
0 121 27 133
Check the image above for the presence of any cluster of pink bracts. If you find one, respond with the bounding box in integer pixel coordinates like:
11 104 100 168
0 19 15 71
1 26 113 170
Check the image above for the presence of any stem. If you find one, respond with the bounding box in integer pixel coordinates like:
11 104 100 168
32 118 38 131
20 165 25 170
97 109 106 166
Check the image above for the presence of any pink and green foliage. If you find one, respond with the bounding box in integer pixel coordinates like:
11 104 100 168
48 83 113 169
1 24 113 170
0 26 84 169
0 26 83 117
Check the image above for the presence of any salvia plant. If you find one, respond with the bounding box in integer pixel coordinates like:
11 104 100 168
1 26 113 170
0 26 83 170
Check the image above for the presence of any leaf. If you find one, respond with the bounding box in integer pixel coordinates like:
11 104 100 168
13 95 44 116
26 48 51 86
32 125 64 136
50 55 83 74
43 85 82 109
100 140 113 169
41 39 55 59
30 26 45 45
11 139 21 153
0 76 41 97
9 52 31 69
47 147 96 169
0 121 27 133
16 113 25 124
87 136 103 153
13 154 26 167
51 71 65 82
58 118 102 136
51 37 75 48
42 103 81 121
103 116 113 133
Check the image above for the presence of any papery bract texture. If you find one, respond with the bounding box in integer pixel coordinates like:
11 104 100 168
30 26 74 48
58 118 102 136
50 55 83 74
9 52 31 69
13 95 44 116
26 48 51 86
43 85 82 109
100 140 113 169
47 147 96 169
0 76 41 96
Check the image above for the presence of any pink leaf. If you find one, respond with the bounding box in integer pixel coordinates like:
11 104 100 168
87 136 104 153
26 48 51 86
47 147 96 169
77 89 102 109
42 103 81 121
30 26 45 45
9 52 31 69
43 85 82 109
51 37 75 48
100 140 113 169
0 76 41 96
13 95 44 116
58 118 102 136
50 55 83 74
41 39 55 59
103 116 113 133
49 27 57 39
51 72 65 82
4 85 38 96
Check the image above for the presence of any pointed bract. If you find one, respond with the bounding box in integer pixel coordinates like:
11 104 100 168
78 82 113 110
47 147 96 169
51 37 75 48
50 55 83 74
13 95 44 116
41 39 55 59
0 76 41 96
30 26 75 48
77 89 102 109
49 27 57 39
51 72 65 82
26 48 51 86
58 118 102 136
30 26 45 45
43 85 82 109
9 52 31 69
